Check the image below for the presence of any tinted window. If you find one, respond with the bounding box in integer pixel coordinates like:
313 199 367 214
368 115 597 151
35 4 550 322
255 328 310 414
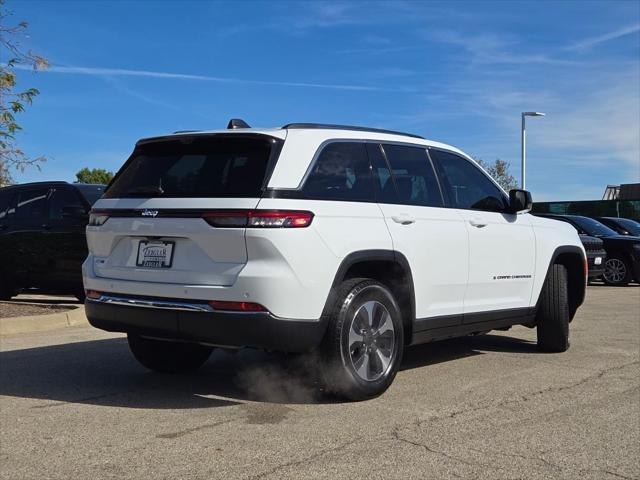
380 144 442 207
302 142 374 201
0 190 13 221
570 216 618 237
76 185 105 205
431 150 508 212
14 188 49 221
604 218 640 236
105 135 280 198
49 189 85 220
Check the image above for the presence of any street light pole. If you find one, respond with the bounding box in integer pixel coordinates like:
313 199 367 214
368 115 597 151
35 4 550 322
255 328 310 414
520 111 545 190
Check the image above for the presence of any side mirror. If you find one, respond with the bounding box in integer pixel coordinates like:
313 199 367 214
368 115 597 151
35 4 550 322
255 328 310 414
62 205 88 219
508 189 532 214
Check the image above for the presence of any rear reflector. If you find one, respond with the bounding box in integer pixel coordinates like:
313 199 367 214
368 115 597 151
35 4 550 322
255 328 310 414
208 300 267 312
85 290 102 299
584 257 588 278
202 210 313 228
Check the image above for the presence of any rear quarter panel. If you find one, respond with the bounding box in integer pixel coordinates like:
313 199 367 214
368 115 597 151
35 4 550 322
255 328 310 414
253 197 392 319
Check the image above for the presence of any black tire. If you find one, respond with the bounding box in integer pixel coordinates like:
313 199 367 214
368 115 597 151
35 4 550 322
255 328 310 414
603 254 632 286
320 278 404 400
127 334 213 373
0 277 14 301
536 264 570 353
75 289 86 303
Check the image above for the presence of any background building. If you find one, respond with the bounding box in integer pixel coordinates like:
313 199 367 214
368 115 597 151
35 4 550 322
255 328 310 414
532 183 640 221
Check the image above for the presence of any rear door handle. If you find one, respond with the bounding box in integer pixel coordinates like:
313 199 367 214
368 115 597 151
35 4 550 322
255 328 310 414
391 215 415 225
469 219 487 228
41 224 51 230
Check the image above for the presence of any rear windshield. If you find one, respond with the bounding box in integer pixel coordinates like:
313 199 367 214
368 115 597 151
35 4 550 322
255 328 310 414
104 135 280 199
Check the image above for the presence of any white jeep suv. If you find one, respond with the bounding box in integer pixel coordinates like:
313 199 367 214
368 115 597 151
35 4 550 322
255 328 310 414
83 121 586 400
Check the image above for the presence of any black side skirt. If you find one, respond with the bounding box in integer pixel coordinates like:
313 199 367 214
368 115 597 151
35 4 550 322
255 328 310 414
411 307 536 345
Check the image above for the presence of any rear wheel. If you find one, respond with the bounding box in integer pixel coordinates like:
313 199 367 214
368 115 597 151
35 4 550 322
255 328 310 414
127 334 213 373
536 264 570 352
603 255 632 286
74 289 86 303
0 277 14 301
320 278 404 400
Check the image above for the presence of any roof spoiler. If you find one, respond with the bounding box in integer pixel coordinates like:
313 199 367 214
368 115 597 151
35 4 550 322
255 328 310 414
227 118 251 129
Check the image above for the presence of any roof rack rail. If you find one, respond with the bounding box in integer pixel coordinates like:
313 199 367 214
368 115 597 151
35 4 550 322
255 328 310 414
282 123 424 139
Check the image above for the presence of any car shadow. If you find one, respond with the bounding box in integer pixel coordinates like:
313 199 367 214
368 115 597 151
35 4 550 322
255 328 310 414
400 333 538 372
0 333 537 408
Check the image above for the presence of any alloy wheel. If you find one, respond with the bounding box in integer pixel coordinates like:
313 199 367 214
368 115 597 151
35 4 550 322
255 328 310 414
604 258 627 284
347 300 395 382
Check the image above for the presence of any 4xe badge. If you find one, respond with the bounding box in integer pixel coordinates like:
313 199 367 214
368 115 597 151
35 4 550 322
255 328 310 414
141 209 159 217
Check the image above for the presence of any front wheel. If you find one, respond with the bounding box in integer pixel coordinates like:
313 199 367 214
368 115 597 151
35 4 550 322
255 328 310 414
603 255 632 286
127 334 213 373
536 264 570 352
320 278 404 400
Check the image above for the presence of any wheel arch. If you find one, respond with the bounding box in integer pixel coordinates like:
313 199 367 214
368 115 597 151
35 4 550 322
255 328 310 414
541 246 586 320
323 250 416 344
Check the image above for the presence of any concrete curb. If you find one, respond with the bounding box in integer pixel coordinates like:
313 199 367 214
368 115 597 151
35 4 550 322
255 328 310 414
0 306 88 336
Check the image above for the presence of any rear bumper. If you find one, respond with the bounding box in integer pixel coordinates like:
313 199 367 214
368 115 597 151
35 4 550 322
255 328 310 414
85 297 327 353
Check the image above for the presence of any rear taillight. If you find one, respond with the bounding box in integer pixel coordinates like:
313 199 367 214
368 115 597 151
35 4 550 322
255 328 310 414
208 300 267 312
88 210 110 226
202 210 313 228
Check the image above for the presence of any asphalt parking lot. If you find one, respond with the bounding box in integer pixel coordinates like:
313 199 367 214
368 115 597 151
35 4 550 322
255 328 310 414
1 286 638 480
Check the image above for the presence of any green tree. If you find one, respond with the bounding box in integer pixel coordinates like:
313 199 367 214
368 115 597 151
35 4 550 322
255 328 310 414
75 167 114 184
0 0 49 186
475 158 518 192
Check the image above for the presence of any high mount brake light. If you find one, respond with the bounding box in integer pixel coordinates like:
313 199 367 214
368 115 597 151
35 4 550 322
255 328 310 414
88 210 110 226
202 210 314 228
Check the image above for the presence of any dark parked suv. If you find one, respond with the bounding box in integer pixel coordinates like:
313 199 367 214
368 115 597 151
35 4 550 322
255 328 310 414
595 217 640 237
0 181 105 300
580 235 606 280
535 214 640 286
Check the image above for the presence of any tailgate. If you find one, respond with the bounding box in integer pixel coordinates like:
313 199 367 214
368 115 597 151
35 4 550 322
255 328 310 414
86 133 283 287
87 199 260 286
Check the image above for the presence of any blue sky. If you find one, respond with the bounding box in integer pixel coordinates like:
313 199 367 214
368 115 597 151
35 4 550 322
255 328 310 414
5 0 640 200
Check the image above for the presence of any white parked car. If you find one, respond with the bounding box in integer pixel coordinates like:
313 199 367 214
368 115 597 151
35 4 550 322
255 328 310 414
83 120 586 400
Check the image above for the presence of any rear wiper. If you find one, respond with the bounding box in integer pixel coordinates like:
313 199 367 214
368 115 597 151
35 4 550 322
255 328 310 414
124 185 165 197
